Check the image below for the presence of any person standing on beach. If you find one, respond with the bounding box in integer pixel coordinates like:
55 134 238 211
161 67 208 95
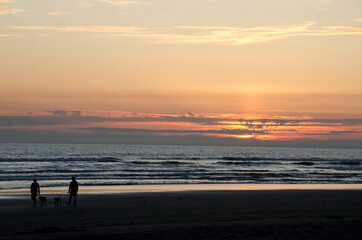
68 176 78 206
30 179 40 206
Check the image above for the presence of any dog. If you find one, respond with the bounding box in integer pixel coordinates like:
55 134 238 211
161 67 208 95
38 196 47 206
54 197 62 207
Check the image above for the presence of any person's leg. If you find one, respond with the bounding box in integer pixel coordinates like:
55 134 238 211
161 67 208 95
73 194 77 206
31 194 36 206
68 194 72 205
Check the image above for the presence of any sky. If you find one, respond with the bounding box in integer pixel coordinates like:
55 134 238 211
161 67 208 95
1 0 362 148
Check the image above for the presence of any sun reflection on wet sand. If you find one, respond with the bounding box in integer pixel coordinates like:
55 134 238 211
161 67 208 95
1 184 362 197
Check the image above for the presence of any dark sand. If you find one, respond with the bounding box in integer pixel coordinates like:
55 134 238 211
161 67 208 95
1 190 362 240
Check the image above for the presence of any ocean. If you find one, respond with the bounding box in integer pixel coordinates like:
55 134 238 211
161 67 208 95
0 143 361 190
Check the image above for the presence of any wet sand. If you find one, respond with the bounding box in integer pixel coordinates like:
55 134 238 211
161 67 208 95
1 189 362 239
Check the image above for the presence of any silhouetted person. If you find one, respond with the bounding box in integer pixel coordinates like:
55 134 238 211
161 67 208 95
68 176 78 206
30 179 40 206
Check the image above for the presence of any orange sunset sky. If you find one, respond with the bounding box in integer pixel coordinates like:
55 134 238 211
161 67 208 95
1 0 362 148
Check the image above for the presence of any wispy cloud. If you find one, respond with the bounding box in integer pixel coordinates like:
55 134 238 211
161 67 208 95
8 22 362 45
46 110 82 116
166 22 317 45
81 127 268 136
74 1 93 8
1 111 361 128
0 5 24 15
47 11 72 15
98 0 146 7
0 34 17 37
315 8 327 11
287 0 332 3
9 25 146 34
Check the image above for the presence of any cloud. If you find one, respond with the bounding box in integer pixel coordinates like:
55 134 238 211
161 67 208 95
45 110 82 116
0 113 219 127
81 127 268 136
329 130 362 134
1 112 361 134
169 22 362 45
227 118 362 128
8 21 362 45
0 5 24 15
1 112 361 147
74 1 93 8
0 115 84 127
47 11 72 15
0 128 266 146
9 25 146 34
164 22 317 45
287 0 332 3
304 130 362 136
98 0 146 7
315 8 327 11
0 34 17 37
2 128 362 148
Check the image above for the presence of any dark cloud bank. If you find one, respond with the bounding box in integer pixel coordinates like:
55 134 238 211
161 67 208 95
1 113 361 127
0 113 361 148
0 128 361 149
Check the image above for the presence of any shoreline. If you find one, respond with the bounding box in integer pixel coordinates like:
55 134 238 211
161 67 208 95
1 183 362 197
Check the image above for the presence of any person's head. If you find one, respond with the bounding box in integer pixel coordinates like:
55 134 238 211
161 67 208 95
33 179 37 183
72 176 76 181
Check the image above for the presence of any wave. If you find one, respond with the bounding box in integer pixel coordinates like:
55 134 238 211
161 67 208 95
294 162 315 166
217 156 362 162
130 160 188 165
1 156 361 164
332 161 361 166
141 157 201 160
217 161 254 165
221 157 262 161
0 157 122 162
97 157 121 162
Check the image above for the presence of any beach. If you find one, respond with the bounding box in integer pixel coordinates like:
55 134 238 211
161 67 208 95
1 189 362 240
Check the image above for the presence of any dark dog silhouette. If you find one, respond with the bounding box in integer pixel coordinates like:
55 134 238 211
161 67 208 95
38 196 47 206
54 197 61 207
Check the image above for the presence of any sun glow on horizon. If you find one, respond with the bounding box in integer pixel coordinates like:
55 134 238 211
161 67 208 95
235 135 254 139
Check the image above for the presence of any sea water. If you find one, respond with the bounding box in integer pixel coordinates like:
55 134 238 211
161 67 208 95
0 143 361 190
